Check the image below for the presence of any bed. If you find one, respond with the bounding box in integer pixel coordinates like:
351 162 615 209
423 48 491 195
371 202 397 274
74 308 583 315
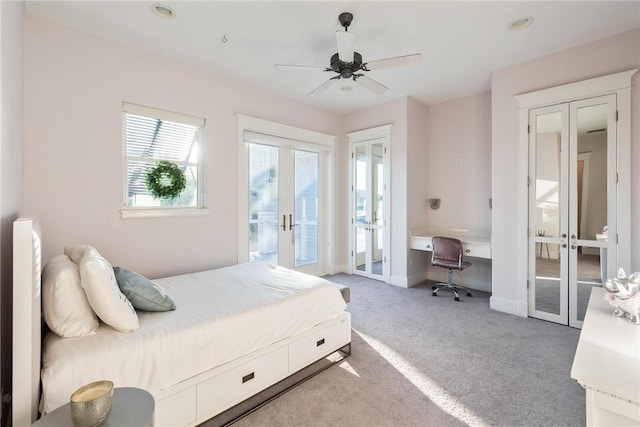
12 218 351 426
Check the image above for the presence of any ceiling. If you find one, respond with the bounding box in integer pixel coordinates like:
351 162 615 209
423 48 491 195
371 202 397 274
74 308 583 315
25 1 640 114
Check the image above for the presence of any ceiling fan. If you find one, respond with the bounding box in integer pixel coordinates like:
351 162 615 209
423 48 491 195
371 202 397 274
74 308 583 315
275 12 422 96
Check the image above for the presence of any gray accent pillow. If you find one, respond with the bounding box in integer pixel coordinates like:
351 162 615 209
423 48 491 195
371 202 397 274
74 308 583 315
113 267 176 312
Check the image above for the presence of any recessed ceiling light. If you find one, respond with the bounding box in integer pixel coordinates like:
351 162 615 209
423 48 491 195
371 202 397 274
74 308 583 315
508 16 533 31
151 4 176 19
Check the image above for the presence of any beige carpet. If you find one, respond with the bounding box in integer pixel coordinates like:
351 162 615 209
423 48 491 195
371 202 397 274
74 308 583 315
228 275 584 427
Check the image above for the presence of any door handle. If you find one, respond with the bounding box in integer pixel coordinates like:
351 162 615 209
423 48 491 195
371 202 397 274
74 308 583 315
289 214 295 231
282 214 287 231
562 243 567 248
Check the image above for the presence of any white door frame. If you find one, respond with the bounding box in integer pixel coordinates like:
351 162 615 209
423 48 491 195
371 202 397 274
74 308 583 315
347 125 391 283
515 69 637 318
237 114 335 275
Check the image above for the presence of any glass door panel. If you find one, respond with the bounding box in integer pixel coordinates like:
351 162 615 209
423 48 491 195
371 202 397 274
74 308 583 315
569 96 616 328
369 143 384 277
354 144 367 273
529 106 569 324
293 150 319 268
248 143 279 265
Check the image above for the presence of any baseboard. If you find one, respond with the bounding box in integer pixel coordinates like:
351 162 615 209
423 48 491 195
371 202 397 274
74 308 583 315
325 264 349 275
389 275 409 288
407 272 429 287
490 296 527 317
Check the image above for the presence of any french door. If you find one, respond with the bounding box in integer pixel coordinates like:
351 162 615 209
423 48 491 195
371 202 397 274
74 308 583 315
350 137 390 281
528 95 617 328
245 133 327 275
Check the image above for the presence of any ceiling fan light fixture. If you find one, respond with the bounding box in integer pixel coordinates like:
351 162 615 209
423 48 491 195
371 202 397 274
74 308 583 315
336 30 355 63
151 4 176 19
508 16 533 31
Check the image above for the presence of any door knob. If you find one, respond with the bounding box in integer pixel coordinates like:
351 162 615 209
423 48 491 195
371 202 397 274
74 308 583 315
562 243 567 248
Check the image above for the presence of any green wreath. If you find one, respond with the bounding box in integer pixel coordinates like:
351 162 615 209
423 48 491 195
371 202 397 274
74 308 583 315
145 160 187 199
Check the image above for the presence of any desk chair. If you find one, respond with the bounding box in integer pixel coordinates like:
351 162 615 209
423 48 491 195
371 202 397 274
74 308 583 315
431 236 472 301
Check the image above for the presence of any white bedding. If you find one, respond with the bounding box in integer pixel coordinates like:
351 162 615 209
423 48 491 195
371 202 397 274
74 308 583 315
41 262 347 413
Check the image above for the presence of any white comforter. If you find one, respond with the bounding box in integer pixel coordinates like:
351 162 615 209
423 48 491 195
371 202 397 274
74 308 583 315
41 262 347 413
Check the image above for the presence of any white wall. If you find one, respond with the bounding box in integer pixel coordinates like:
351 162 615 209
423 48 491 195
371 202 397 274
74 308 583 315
22 16 343 279
0 0 24 420
491 29 640 315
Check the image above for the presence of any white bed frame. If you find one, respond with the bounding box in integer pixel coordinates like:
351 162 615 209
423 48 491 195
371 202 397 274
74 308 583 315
12 218 351 426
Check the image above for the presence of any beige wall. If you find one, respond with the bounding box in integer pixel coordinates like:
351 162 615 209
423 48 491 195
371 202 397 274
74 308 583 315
409 91 493 291
491 29 640 313
1 0 24 418
22 15 343 279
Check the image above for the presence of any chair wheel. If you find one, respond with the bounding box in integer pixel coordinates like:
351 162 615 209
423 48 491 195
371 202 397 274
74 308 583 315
432 292 437 297
431 286 437 290
455 297 460 301
467 292 472 297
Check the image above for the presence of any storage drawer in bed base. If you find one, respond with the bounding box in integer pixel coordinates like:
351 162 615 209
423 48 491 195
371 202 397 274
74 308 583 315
154 312 351 427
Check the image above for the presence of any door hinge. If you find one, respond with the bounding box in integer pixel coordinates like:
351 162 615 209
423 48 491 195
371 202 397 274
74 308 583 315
527 279 530 289
351 152 354 158
617 234 619 244
527 176 530 187
527 124 530 134
527 228 530 237
351 250 354 257
616 110 619 121
384 146 387 154
384 256 387 263
616 172 619 183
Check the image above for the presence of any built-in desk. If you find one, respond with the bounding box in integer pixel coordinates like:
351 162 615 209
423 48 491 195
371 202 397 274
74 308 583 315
571 287 640 426
410 227 492 259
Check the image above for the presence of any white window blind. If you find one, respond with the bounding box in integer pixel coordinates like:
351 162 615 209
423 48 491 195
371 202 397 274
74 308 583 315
123 103 205 210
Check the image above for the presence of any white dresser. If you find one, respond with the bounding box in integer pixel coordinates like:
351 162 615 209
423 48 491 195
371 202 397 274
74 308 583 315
571 288 640 426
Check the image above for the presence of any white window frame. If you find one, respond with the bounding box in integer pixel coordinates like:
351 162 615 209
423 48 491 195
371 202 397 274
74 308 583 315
121 102 208 219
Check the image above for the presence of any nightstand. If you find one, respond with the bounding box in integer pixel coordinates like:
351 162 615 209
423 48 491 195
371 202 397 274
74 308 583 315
33 387 154 427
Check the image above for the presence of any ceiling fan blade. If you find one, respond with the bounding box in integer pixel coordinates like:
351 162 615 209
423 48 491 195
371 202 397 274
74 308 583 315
309 77 338 96
336 30 355 63
355 75 388 94
274 64 328 69
365 53 422 70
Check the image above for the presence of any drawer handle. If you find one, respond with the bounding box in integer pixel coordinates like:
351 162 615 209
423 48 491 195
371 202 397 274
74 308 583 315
316 338 325 347
242 372 255 384
465 249 470 254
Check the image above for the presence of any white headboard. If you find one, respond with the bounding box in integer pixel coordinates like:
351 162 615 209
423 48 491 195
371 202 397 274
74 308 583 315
12 218 42 425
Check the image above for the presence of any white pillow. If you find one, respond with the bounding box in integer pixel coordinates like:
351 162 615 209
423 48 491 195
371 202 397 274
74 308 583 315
42 255 99 337
79 247 139 333
64 244 90 264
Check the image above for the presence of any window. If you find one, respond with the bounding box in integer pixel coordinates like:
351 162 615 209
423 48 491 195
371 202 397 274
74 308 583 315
122 103 205 215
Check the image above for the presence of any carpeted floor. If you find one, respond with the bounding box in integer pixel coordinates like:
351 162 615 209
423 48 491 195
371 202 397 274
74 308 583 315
230 275 585 427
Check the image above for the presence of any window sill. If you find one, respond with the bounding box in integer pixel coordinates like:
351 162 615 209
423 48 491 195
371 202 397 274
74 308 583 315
120 208 209 219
